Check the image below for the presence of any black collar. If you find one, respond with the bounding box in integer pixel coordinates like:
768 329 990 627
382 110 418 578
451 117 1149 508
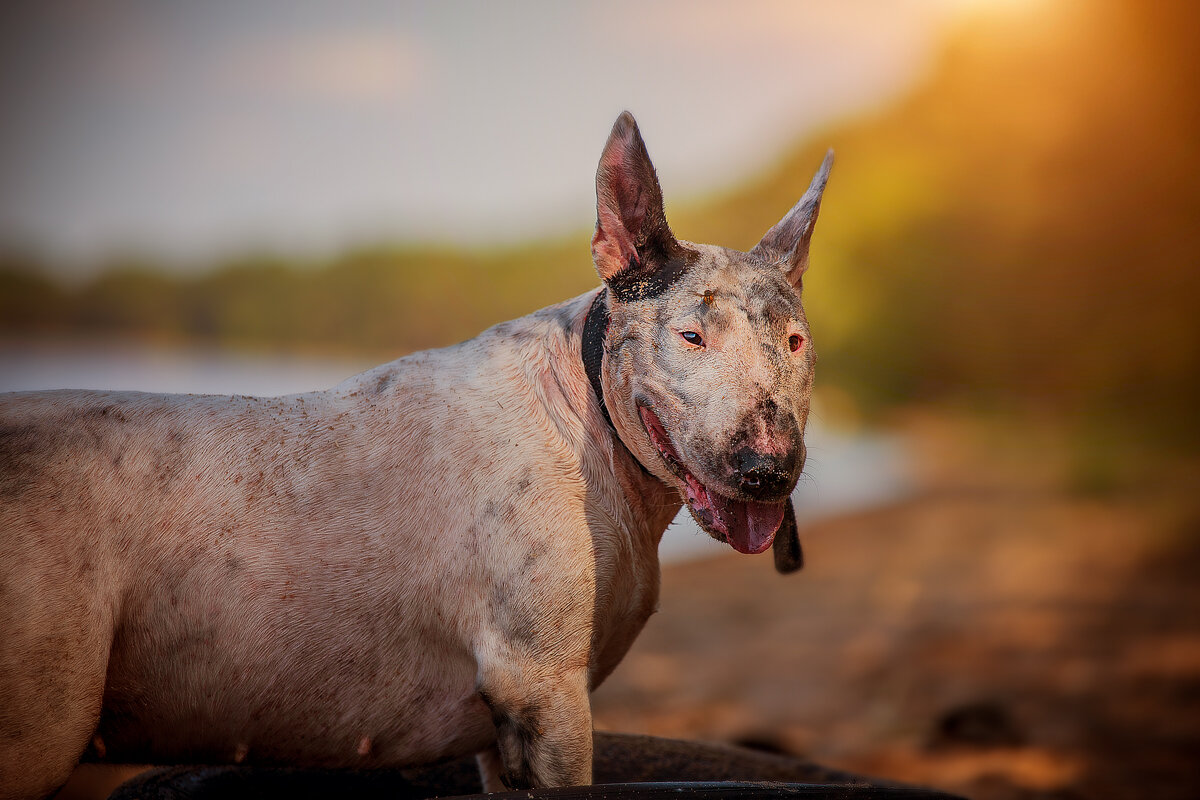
581 289 616 432
581 288 652 476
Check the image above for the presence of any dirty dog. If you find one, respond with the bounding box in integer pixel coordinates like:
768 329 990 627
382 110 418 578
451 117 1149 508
0 112 831 797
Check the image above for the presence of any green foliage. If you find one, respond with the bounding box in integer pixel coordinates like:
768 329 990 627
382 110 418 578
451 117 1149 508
0 254 66 333
0 241 596 357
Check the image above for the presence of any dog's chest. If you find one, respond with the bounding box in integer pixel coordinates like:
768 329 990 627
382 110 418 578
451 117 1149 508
585 510 671 689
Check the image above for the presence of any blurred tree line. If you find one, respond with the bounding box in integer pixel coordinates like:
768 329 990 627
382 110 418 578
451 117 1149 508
0 239 591 356
3 0 1197 460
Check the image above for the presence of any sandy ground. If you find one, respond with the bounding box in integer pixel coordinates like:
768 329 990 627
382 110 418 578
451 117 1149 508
57 415 1200 799
591 416 1200 799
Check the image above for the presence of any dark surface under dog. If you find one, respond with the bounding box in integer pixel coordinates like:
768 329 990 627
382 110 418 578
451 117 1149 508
106 733 964 799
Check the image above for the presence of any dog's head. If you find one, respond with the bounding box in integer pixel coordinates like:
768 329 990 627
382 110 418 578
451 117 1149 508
592 112 831 571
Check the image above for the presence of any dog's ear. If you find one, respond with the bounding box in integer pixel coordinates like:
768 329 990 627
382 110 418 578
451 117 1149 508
592 112 688 298
772 499 803 574
751 150 833 291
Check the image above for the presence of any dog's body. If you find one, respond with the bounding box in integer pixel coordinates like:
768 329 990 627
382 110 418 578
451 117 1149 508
0 113 831 798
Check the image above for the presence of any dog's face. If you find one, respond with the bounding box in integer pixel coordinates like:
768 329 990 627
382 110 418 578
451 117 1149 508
592 112 831 561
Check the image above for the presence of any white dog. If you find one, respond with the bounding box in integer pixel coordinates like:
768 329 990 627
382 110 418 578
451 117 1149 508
0 112 830 797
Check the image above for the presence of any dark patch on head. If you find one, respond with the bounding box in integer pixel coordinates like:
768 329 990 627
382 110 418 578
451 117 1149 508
752 276 799 311
756 392 779 417
745 305 767 328
607 249 696 303
225 553 244 574
732 272 802 332
692 296 736 334
759 340 788 372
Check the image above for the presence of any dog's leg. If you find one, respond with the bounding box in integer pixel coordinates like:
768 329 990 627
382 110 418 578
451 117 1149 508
0 577 112 800
476 743 507 793
478 662 592 789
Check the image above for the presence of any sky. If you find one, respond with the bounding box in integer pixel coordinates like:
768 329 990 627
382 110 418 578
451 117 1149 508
0 0 981 273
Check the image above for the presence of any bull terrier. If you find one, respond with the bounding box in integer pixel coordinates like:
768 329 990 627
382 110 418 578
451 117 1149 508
0 111 831 797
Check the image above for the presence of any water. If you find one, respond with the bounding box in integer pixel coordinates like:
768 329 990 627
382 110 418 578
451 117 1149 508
0 341 909 563
0 340 373 398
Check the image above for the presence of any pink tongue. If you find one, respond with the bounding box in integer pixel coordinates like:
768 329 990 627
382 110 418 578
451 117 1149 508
716 496 786 554
684 475 785 554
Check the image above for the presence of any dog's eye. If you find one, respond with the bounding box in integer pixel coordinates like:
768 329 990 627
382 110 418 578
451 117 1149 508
788 334 804 353
680 331 705 348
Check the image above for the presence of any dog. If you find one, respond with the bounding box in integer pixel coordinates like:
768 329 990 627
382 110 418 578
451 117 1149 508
0 112 831 797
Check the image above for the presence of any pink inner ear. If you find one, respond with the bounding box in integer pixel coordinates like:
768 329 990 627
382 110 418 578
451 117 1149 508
602 147 649 232
593 148 645 279
592 208 633 280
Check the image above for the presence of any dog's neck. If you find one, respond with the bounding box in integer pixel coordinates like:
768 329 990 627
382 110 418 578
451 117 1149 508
580 290 618 437
581 289 654 478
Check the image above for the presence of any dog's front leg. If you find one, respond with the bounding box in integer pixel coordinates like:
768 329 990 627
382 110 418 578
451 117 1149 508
477 661 592 789
476 743 508 793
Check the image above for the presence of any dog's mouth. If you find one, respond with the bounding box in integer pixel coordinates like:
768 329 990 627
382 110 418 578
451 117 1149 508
638 405 785 555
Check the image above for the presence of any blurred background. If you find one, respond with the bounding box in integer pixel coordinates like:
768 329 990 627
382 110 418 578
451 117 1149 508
2 1 1198 799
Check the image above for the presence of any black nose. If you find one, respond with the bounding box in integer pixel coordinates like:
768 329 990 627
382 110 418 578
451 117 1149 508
734 448 793 500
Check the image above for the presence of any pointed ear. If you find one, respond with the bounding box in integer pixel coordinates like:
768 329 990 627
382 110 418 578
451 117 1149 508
592 112 689 298
772 499 803 574
751 149 833 290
